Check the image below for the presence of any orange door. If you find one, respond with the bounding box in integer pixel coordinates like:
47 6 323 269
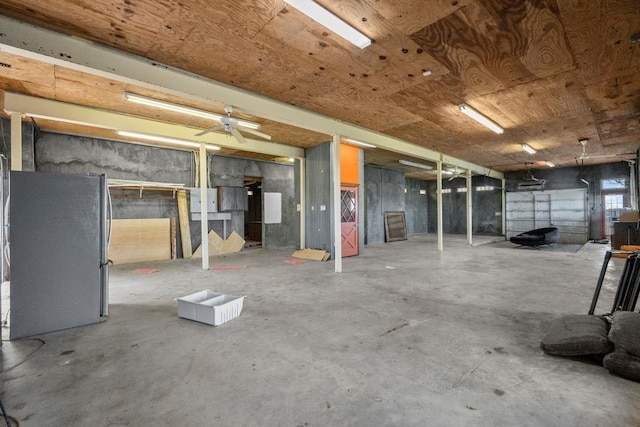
341 186 359 257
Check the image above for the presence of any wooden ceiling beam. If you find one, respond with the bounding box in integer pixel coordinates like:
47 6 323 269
4 92 304 158
0 15 503 179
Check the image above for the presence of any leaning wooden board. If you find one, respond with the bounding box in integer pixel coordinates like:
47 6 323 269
109 218 171 264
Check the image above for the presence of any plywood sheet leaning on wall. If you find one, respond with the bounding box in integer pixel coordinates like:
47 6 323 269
109 218 171 264
192 230 245 258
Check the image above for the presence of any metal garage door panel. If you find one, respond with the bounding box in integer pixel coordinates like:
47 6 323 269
506 189 588 244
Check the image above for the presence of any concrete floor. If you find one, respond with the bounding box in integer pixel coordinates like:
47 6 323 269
2 235 640 426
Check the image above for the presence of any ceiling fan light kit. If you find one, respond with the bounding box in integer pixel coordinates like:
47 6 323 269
458 103 504 134
124 93 224 121
117 130 221 151
522 144 537 155
124 93 262 130
284 0 371 49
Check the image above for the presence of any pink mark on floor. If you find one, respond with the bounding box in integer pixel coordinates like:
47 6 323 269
285 259 305 264
212 265 246 271
134 268 159 274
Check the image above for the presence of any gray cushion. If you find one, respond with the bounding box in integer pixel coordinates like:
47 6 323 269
603 351 640 382
541 315 613 356
609 312 640 357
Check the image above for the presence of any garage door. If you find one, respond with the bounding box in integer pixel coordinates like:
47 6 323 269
506 189 588 244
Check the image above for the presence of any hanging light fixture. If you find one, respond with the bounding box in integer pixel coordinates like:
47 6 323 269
124 93 261 130
343 138 376 148
398 159 433 170
458 103 504 134
117 130 221 151
284 0 371 49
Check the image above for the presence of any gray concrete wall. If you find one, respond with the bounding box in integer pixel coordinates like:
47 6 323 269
505 162 633 240
427 176 503 235
1 118 36 171
1 119 36 282
209 155 297 249
365 165 405 244
304 143 332 254
33 131 298 254
404 178 428 235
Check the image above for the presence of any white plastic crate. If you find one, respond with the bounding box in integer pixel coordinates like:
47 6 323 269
177 289 245 326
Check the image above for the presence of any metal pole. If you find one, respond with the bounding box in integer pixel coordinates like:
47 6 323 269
466 169 472 246
502 178 507 237
332 135 342 273
437 161 443 252
299 157 306 250
10 112 22 171
199 143 209 270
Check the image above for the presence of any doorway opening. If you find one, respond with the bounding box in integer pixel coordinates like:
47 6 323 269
244 176 262 249
601 179 628 239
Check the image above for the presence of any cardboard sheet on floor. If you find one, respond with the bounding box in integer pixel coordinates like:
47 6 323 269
292 248 330 261
192 230 245 258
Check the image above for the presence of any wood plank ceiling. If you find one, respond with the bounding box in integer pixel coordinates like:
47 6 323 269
0 0 639 175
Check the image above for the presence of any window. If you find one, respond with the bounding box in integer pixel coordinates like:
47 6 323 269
476 185 495 191
605 194 624 211
602 179 627 190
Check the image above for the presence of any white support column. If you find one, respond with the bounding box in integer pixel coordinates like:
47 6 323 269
502 178 507 237
10 112 22 171
299 157 306 250
466 169 473 246
199 144 209 270
332 135 342 273
437 161 444 252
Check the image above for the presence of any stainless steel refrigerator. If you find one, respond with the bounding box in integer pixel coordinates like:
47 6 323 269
9 171 109 340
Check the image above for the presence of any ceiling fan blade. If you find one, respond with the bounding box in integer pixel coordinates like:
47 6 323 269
230 127 247 144
239 127 272 140
195 124 223 136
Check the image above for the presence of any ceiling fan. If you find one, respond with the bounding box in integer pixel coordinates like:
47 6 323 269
195 106 271 144
575 138 623 164
577 139 590 160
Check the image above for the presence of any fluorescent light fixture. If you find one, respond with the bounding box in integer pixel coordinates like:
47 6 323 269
522 144 537 155
399 159 433 170
284 0 371 49
419 189 427 195
288 158 295 163
117 131 221 151
124 93 261 130
546 160 555 168
343 138 376 148
458 103 504 134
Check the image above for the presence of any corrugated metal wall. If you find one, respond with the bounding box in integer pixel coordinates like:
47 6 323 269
304 143 333 255
404 178 428 235
365 165 405 244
